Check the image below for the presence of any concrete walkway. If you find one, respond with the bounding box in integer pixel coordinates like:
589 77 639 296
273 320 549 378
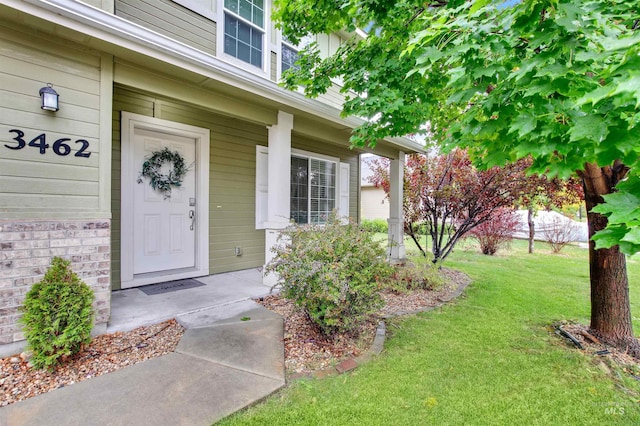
0 269 285 426
107 268 274 332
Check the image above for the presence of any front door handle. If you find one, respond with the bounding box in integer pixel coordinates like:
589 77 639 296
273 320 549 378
189 209 195 231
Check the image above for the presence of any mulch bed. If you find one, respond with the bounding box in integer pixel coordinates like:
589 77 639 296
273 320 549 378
556 322 640 376
257 295 378 374
257 267 472 374
0 319 183 407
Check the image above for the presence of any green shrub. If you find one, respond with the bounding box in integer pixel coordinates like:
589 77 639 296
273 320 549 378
414 223 428 236
361 218 388 234
19 257 95 370
267 213 392 336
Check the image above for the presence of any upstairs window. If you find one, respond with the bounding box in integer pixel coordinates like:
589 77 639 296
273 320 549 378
224 0 264 68
281 37 299 73
281 34 313 75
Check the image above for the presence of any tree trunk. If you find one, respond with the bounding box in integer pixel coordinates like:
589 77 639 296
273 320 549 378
579 162 638 354
527 206 535 254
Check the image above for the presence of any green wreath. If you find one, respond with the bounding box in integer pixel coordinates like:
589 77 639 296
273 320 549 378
137 147 188 199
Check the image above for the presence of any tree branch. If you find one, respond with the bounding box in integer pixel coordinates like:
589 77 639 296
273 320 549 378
407 7 426 27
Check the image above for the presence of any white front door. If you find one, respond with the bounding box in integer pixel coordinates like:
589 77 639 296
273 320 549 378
133 129 196 274
120 112 210 289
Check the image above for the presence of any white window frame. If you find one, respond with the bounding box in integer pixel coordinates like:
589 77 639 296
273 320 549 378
280 40 299 74
255 146 350 229
218 0 270 75
277 33 313 81
169 0 270 76
290 149 339 225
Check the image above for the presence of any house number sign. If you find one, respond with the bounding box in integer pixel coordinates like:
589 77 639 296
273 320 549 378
5 129 91 158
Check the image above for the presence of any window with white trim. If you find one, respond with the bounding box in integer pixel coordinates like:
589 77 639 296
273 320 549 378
281 34 312 74
255 146 350 229
281 37 299 73
291 155 336 224
224 0 264 68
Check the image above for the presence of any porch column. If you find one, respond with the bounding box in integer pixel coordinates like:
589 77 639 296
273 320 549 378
388 151 406 261
264 111 293 286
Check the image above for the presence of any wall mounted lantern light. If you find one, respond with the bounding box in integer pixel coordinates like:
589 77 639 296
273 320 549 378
39 83 59 112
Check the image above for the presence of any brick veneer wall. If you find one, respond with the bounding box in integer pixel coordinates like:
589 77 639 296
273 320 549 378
0 220 111 346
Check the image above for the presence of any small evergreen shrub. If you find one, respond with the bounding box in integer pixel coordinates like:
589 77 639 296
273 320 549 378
267 213 392 336
361 218 388 234
19 257 95 370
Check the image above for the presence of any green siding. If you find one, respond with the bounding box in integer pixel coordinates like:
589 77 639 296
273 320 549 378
115 0 216 56
158 101 269 275
316 84 347 110
0 21 103 217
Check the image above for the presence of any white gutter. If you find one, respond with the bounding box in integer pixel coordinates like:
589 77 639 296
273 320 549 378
3 0 424 153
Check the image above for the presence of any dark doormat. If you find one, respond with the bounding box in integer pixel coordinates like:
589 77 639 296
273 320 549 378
139 278 206 296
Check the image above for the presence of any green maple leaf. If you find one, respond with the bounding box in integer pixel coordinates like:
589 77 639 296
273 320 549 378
622 227 640 244
568 115 608 143
592 192 640 224
509 113 537 138
619 241 640 256
592 225 628 250
576 85 613 106
610 75 640 108
600 32 640 52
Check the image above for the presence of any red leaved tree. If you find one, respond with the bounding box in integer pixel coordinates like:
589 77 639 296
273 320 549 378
368 149 529 264
468 208 521 255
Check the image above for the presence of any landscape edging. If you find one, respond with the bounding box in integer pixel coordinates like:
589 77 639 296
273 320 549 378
296 276 472 380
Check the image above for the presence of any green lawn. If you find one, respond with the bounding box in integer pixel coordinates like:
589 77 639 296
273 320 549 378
220 239 640 425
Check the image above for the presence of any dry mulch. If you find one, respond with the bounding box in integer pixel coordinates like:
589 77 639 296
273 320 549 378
557 322 640 376
0 319 183 407
258 267 472 374
1 268 470 407
257 295 378 374
380 268 470 317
